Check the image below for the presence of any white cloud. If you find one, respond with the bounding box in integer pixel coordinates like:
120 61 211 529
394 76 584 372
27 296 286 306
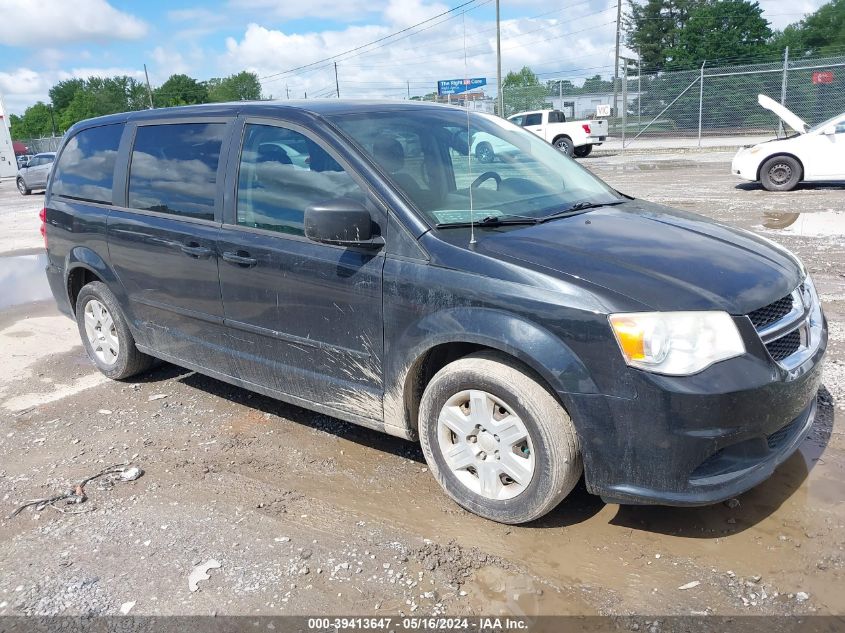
151 47 192 78
220 3 618 100
757 0 826 30
227 0 382 21
0 67 146 114
0 0 147 46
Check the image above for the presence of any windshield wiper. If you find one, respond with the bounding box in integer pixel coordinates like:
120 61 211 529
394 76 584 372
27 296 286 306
436 214 539 228
538 200 625 223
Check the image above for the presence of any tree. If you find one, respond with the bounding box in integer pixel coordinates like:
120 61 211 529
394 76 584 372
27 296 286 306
49 79 85 112
502 66 550 116
206 71 262 102
9 102 55 139
771 0 845 56
626 0 704 71
667 0 772 68
154 74 208 107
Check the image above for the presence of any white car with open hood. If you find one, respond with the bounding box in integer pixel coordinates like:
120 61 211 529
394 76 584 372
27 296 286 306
732 94 845 191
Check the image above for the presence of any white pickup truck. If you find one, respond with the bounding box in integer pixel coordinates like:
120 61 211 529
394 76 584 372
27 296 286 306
507 109 607 157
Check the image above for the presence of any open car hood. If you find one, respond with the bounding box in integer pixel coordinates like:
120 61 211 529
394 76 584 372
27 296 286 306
758 94 808 134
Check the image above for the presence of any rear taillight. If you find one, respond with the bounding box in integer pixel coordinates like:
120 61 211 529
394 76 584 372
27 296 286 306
39 207 47 248
582 124 591 134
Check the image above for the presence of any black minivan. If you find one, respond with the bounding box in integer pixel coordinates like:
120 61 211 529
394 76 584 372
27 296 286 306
42 101 826 524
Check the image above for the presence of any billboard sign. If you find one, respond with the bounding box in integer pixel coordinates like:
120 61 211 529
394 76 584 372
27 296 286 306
595 104 611 117
437 77 487 96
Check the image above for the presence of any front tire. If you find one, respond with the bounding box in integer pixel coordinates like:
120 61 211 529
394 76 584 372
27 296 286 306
574 144 593 158
17 178 31 196
760 155 802 192
75 281 154 380
419 352 582 524
553 136 574 157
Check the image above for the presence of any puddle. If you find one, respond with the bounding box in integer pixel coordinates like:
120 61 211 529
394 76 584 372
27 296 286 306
603 160 701 173
0 253 51 310
760 210 845 237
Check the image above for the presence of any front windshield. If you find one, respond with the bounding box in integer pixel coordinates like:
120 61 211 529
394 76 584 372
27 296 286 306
328 108 622 226
808 112 845 133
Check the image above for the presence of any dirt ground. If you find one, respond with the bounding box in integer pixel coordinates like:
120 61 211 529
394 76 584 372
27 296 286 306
0 153 843 620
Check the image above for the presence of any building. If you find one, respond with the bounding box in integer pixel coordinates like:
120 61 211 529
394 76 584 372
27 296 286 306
0 94 19 178
548 91 642 120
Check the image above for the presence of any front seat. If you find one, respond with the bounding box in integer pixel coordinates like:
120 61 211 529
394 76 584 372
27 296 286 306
372 135 425 202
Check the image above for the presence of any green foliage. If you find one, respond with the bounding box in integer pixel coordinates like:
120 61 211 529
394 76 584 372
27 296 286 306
667 0 772 68
206 71 263 102
626 0 703 71
771 0 845 55
153 74 208 107
502 66 550 116
9 102 55 138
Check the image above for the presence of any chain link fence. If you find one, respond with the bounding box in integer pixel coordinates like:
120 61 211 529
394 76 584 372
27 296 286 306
497 52 845 146
16 135 63 155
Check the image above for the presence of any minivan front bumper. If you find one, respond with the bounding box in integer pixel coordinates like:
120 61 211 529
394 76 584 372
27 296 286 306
568 316 826 506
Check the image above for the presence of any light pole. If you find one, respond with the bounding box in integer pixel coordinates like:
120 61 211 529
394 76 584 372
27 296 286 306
496 0 503 117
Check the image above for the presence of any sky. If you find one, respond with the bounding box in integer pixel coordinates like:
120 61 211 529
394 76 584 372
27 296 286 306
0 0 828 114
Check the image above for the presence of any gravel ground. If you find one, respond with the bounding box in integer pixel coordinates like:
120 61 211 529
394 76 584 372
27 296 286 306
0 153 842 618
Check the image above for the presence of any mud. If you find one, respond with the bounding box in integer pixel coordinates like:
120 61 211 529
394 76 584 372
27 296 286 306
0 154 843 617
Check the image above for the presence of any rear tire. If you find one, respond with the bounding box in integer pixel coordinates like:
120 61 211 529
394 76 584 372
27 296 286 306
75 281 154 380
553 136 574 157
574 144 593 158
475 142 495 163
760 155 802 192
418 351 582 524
17 178 30 196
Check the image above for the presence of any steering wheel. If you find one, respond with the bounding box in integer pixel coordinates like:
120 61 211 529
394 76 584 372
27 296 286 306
471 171 501 190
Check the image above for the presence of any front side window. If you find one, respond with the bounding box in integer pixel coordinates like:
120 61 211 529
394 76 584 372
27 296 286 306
128 123 225 221
236 123 364 236
52 125 123 204
331 109 621 227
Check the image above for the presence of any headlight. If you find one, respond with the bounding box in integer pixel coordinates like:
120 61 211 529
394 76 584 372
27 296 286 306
608 311 745 376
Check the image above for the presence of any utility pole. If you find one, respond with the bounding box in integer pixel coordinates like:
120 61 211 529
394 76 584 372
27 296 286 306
334 62 340 98
407 80 411 100
779 46 789 136
612 0 622 133
48 104 57 137
143 64 154 109
496 0 503 117
622 57 628 152
285 84 290 99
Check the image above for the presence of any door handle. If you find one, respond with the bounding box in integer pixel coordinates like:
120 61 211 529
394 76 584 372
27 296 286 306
180 243 213 259
222 251 257 267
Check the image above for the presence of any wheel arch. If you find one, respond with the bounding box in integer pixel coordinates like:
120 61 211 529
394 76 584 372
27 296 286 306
384 308 598 440
757 152 805 182
65 246 121 312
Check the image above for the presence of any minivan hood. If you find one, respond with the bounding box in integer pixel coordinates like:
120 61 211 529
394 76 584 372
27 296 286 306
474 201 803 314
758 94 808 134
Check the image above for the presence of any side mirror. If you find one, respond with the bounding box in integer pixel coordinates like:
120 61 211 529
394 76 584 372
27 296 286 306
304 198 382 249
822 125 836 136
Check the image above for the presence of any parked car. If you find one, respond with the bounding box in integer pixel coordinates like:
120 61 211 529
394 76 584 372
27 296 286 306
17 152 55 195
732 95 845 191
469 131 520 163
43 102 826 524
508 109 608 157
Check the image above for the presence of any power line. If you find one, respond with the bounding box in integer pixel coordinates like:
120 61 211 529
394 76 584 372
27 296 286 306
260 0 484 82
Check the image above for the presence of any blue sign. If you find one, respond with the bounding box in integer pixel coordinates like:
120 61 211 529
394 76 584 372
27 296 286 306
437 77 487 96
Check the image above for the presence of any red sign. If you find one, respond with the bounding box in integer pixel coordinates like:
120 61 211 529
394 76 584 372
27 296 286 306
813 71 834 84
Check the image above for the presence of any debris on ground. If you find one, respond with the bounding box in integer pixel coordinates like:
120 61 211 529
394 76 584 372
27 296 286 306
188 559 222 592
7 463 145 519
120 600 136 615
678 581 701 590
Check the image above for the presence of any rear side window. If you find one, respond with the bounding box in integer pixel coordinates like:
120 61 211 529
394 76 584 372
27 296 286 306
52 126 122 204
128 123 225 221
523 113 542 126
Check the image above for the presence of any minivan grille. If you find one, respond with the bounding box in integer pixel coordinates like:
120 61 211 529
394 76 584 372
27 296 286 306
748 293 793 329
765 329 801 361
